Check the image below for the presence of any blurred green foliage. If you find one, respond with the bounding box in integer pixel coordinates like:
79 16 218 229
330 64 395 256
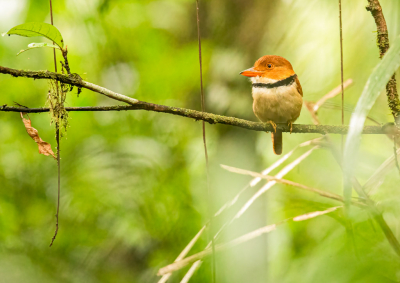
1 0 400 282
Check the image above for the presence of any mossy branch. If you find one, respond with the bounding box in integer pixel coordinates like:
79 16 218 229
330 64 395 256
0 65 138 105
0 65 398 135
366 0 400 124
0 105 397 135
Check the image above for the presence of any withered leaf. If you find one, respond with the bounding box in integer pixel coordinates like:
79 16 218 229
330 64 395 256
20 112 56 159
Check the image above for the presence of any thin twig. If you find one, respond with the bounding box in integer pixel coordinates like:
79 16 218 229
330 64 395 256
324 129 400 257
304 79 353 126
49 0 57 73
198 146 319 259
363 147 400 194
338 0 345 151
235 147 319 219
157 206 341 276
180 138 321 279
394 137 400 176
158 227 206 283
338 0 356 250
195 0 216 281
310 79 353 113
304 81 400 257
221 164 366 208
325 137 400 258
180 261 202 283
49 0 60 247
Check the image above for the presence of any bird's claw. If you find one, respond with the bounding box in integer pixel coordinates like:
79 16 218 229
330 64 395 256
268 121 277 133
288 121 293 134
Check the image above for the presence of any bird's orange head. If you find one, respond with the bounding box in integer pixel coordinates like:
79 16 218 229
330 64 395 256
240 55 295 81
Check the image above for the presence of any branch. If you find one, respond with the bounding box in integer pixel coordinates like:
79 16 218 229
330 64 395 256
0 105 396 135
0 65 139 105
0 65 398 135
366 0 400 124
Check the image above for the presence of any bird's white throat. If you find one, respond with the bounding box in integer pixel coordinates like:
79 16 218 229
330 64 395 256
250 76 278 84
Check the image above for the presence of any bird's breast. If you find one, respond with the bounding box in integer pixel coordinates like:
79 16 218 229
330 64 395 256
252 83 303 123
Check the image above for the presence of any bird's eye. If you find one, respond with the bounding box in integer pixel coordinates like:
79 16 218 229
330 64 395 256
267 64 273 68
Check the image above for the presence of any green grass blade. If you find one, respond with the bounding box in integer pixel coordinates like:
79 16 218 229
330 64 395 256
4 22 64 49
343 34 400 208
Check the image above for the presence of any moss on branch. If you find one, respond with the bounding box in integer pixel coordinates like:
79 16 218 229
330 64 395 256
366 0 400 124
0 64 398 135
0 105 395 135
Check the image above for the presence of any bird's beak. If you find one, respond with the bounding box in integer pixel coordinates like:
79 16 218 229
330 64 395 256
240 67 264 77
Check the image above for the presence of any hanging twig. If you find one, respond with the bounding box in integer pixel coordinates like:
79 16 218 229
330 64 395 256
338 0 345 150
49 0 61 247
195 0 216 281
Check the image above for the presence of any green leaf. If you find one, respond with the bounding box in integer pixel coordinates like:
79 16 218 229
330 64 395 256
17 42 61 56
5 22 64 49
343 34 400 208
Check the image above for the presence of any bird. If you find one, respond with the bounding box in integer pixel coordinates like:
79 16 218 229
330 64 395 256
240 55 303 155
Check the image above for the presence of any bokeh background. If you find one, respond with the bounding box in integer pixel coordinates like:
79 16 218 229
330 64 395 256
1 0 400 282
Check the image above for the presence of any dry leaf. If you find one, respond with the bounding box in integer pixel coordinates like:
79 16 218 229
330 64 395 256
20 113 56 159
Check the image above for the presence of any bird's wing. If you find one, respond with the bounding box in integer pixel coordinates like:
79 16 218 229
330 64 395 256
295 76 303 97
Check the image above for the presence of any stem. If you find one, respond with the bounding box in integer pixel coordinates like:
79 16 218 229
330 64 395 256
49 0 61 247
196 1 216 280
338 0 345 151
366 0 400 124
49 127 61 247
394 137 400 175
62 48 71 75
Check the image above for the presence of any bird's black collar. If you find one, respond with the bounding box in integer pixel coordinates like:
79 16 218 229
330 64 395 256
252 74 297 89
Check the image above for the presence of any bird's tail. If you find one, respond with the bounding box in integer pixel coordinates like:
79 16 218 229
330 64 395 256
271 130 282 155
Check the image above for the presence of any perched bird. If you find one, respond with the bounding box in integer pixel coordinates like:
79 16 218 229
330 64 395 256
240 55 303 155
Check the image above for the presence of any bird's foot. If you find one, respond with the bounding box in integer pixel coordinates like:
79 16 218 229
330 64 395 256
268 121 277 133
288 121 293 134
